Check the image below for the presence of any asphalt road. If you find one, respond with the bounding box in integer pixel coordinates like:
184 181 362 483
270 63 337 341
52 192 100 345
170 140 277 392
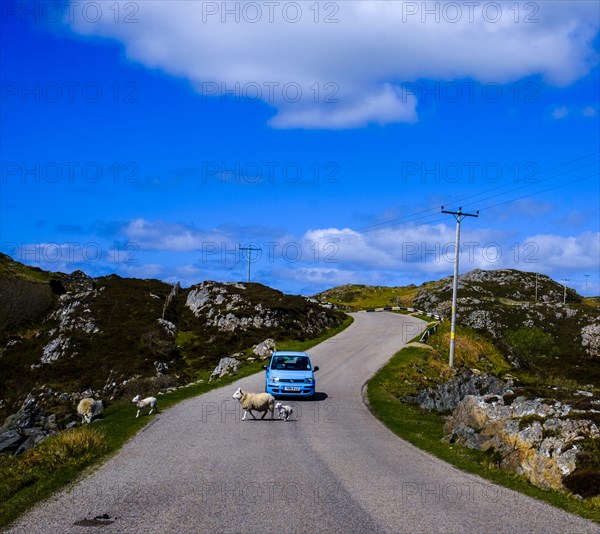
6 312 599 533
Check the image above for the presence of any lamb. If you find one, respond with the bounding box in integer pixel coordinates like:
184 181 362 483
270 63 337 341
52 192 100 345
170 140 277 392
77 398 103 424
232 387 274 420
275 402 293 421
132 395 159 418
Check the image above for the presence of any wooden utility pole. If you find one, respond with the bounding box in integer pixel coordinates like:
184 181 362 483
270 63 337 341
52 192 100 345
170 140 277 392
239 245 262 283
441 206 479 368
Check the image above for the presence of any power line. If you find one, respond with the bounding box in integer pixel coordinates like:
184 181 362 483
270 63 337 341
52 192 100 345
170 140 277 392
293 153 598 249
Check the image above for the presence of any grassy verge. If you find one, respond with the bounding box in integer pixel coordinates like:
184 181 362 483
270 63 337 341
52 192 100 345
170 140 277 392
0 315 353 528
366 341 600 524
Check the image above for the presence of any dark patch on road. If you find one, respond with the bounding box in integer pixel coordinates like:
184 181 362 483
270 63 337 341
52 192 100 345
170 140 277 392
73 514 116 527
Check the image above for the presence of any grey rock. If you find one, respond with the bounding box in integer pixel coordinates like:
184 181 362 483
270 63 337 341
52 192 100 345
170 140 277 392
210 356 241 381
157 318 177 337
444 392 599 492
581 323 600 357
0 430 23 454
253 338 276 360
409 367 511 412
41 336 71 364
15 429 49 455
154 361 169 376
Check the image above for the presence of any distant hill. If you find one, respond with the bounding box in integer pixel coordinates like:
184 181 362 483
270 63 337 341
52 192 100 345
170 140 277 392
0 253 345 424
314 283 425 311
318 269 600 387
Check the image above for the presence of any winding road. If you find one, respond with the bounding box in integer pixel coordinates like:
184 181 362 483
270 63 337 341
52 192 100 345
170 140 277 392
7 312 599 533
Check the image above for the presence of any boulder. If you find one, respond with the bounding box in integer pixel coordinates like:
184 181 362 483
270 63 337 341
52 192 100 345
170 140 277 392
0 430 23 454
154 361 169 376
210 356 241 381
253 339 276 360
409 367 511 412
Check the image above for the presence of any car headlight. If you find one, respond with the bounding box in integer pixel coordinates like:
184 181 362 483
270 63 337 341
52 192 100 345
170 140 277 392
304 377 314 384
271 377 280 383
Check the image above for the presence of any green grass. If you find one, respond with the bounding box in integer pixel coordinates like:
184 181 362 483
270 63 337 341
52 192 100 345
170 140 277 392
0 315 353 528
366 343 600 524
315 284 422 311
0 253 62 283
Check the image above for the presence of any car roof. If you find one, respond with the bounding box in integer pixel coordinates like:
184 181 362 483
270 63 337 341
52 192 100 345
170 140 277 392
271 351 309 357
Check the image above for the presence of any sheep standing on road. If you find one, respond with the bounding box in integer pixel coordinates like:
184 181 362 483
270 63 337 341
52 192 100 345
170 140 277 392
275 402 293 421
77 398 103 424
232 387 274 420
132 395 159 418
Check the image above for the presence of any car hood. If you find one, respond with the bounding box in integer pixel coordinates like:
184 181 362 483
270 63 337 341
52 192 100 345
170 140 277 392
269 370 313 380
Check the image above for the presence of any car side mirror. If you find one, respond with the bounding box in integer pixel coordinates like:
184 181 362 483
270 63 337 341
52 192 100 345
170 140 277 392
313 366 319 372
262 365 268 370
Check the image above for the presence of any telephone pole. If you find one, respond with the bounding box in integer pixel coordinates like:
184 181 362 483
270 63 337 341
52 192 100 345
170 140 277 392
561 278 571 304
584 274 590 297
441 206 479 368
535 273 538 302
239 245 262 283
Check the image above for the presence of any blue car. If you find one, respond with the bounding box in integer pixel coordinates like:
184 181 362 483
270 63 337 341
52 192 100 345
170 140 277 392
263 351 319 399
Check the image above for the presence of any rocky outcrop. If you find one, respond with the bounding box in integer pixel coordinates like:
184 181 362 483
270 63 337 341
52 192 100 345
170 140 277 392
581 322 600 357
0 394 59 455
404 365 600 494
407 367 512 412
210 356 241 381
154 361 169 376
41 287 99 364
413 269 581 325
157 318 177 337
443 393 599 492
253 338 276 360
185 281 342 336
187 283 281 332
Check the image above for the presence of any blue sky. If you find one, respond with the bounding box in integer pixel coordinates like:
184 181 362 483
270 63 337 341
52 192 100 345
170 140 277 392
1 1 599 296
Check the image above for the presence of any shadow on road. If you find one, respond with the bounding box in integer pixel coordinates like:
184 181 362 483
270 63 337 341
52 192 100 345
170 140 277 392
272 392 329 402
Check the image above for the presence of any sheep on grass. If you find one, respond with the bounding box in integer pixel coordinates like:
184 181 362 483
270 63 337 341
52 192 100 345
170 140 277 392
132 395 159 418
232 387 274 420
77 398 103 424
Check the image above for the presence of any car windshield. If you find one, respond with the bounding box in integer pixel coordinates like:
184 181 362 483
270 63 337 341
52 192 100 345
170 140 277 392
271 356 311 370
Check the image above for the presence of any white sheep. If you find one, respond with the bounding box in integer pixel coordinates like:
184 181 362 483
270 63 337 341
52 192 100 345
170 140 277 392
232 387 274 420
132 395 159 418
275 402 293 421
77 398 103 424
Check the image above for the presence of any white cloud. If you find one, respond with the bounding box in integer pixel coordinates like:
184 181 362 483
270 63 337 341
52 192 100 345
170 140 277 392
121 219 233 252
269 84 418 129
294 225 600 285
551 106 570 119
582 106 598 117
526 231 600 270
65 1 599 129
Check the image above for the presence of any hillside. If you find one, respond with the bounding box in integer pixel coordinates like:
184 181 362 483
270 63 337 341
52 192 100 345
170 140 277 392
315 280 442 311
413 269 600 386
0 254 345 430
319 270 599 379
